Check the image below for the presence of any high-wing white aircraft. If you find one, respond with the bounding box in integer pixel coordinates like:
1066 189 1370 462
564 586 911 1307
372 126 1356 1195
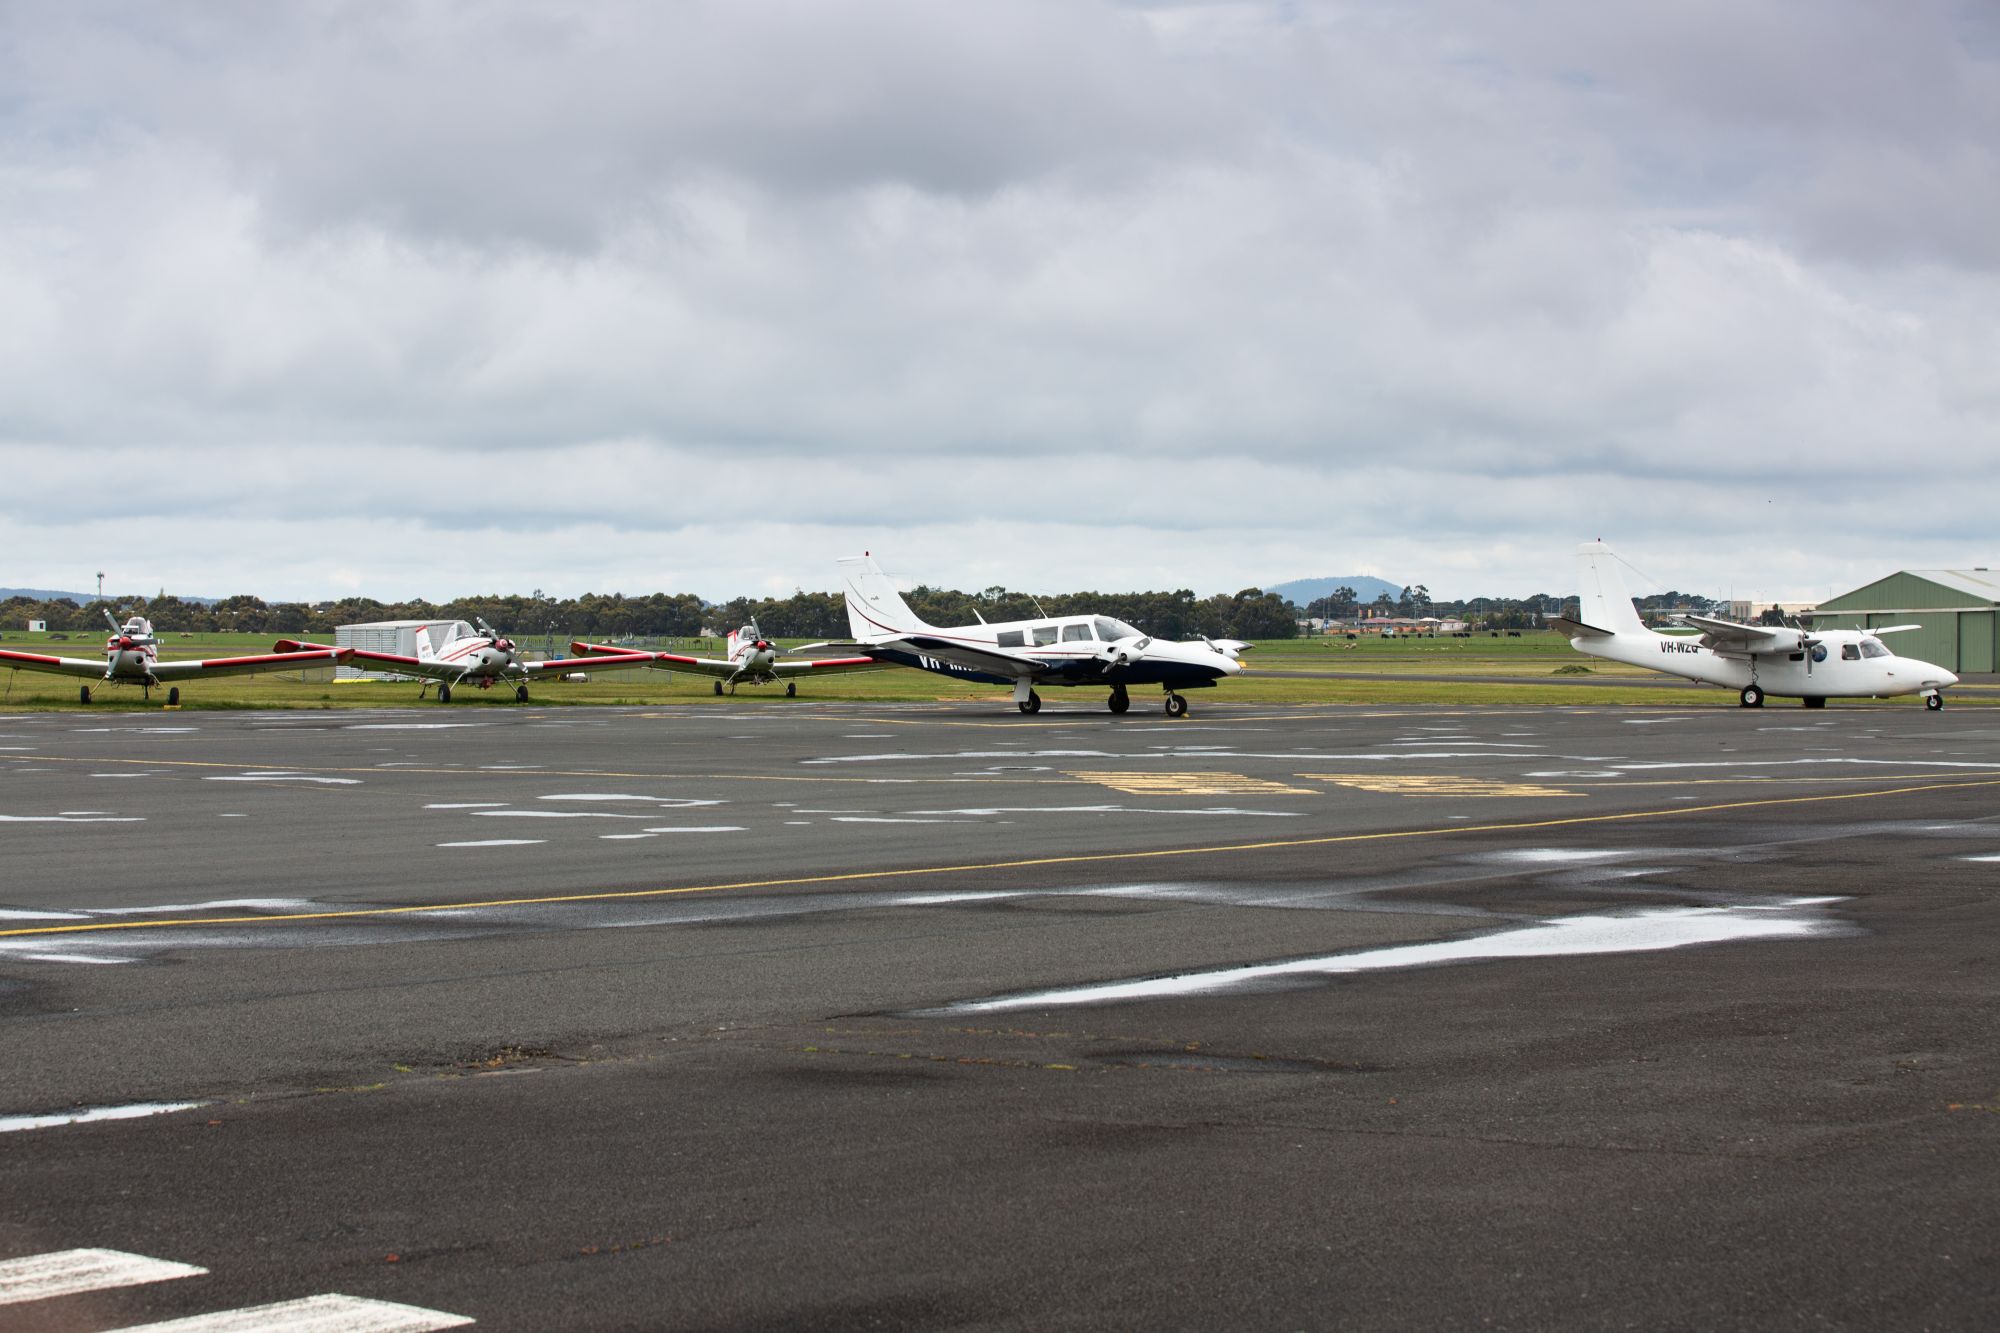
0 612 350 705
567 621 879 696
277 619 656 702
1554 541 1958 709
829 554 1242 715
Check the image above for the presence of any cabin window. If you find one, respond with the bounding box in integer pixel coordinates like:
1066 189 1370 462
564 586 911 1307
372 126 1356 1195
996 630 1025 648
1031 626 1060 646
1061 623 1093 642
1840 644 1860 661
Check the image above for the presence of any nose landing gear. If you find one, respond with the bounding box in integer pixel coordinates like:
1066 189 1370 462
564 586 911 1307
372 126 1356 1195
1926 692 1945 711
1739 685 1765 708
1164 692 1188 718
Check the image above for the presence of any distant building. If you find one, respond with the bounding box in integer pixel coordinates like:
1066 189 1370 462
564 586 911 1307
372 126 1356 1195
335 619 471 680
27 619 46 632
1812 568 2000 675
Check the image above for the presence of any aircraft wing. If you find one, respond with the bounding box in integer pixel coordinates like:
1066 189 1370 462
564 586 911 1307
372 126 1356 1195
569 640 739 679
284 645 465 682
1678 614 1789 651
0 649 113 680
147 647 353 681
770 654 880 677
519 650 657 675
896 635 1061 680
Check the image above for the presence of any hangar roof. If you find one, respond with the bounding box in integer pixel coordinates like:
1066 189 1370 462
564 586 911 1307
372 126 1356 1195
1820 568 2000 610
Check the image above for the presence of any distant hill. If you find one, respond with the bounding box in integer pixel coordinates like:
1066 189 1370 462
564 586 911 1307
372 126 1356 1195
0 587 220 606
1265 575 1403 609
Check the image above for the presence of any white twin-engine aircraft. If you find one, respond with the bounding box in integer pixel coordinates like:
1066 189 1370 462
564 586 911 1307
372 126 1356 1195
0 612 350 705
833 554 1242 715
1555 542 1958 710
277 619 655 702
568 621 878 696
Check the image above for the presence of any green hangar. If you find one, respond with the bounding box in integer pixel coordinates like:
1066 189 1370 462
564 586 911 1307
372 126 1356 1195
1813 568 2000 675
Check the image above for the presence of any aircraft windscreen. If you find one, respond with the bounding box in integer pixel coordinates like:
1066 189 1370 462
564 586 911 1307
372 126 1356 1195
1860 639 1891 659
1094 617 1142 642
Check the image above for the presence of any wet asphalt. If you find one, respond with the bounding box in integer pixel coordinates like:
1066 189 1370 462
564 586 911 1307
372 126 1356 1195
2 699 1997 1330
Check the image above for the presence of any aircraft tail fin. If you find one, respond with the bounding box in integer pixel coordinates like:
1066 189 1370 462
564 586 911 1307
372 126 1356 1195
1572 542 1648 637
414 627 438 660
725 627 742 658
838 554 930 639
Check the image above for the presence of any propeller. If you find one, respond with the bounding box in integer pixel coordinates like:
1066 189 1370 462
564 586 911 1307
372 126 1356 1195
1096 635 1150 672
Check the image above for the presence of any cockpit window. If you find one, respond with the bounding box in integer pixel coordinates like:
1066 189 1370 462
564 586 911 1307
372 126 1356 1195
1840 643 1860 661
1061 623 1093 642
1860 639 1890 659
1093 617 1141 642
1031 625 1060 646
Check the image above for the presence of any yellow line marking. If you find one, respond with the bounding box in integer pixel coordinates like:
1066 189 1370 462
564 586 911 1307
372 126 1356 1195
1303 774 1582 798
5 776 1998 940
1064 771 1317 796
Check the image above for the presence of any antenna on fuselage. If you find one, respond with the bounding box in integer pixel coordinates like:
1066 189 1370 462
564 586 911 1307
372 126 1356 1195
1029 595 1050 619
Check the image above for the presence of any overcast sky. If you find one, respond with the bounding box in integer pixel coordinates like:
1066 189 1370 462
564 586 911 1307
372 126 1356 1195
3 1 1997 606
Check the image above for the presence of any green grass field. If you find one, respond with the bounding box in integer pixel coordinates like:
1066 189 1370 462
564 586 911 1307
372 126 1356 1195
0 629 1977 710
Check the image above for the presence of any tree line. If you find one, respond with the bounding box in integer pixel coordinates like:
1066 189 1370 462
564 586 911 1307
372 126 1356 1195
2 583 1720 642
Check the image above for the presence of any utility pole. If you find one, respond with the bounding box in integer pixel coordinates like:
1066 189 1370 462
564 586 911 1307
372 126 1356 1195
96 571 105 601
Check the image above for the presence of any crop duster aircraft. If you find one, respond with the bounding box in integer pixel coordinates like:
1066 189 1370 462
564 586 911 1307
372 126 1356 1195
0 612 351 704
830 553 1242 715
1554 541 1958 709
276 619 655 702
567 621 878 696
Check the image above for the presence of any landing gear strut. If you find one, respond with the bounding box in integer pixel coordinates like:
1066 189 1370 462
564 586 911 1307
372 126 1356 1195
1164 692 1188 718
1107 685 1129 714
1926 692 1945 711
1739 685 1764 708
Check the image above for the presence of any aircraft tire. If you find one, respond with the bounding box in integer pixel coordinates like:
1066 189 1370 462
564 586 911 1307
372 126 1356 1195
515 685 529 702
439 683 452 703
1108 689 1129 714
1803 696 1825 709
1739 685 1764 708
786 682 796 697
1165 694 1188 718
1927 692 1945 711
79 685 91 704
713 680 723 696
1019 691 1042 715
168 686 180 706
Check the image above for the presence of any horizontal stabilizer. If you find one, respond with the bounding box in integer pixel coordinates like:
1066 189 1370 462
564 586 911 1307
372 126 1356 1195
1549 615 1613 640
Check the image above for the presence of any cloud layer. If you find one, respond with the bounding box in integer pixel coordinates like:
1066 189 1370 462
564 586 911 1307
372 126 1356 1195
3 1 1996 602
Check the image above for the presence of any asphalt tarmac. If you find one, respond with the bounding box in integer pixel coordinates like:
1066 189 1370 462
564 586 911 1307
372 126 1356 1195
3 699 1998 1330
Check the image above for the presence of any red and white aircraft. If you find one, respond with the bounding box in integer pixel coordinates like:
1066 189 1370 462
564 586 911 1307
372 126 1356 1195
568 620 879 696
0 612 351 705
277 619 656 703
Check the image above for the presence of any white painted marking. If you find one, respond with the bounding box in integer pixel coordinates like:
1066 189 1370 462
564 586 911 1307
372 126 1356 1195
218 813 248 818
0 814 144 823
1961 854 2000 863
0 908 89 919
90 772 156 778
830 817 977 825
346 722 487 730
436 839 546 848
896 891 1029 906
21 952 134 965
203 772 361 785
943 898 1849 1012
471 810 655 819
0 1103 208 1135
639 825 745 833
91 898 320 916
909 804 1300 819
424 802 507 809
598 833 659 840
111 1292 474 1331
0 1247 206 1303
536 794 724 806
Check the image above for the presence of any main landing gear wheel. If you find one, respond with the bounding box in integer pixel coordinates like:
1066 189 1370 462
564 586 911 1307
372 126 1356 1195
1927 692 1945 711
1164 693 1188 718
786 682 796 698
515 685 529 702
1803 696 1825 709
438 683 452 703
167 686 180 706
713 680 724 696
1739 685 1764 708
79 685 92 705
1018 691 1042 715
1107 687 1129 714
